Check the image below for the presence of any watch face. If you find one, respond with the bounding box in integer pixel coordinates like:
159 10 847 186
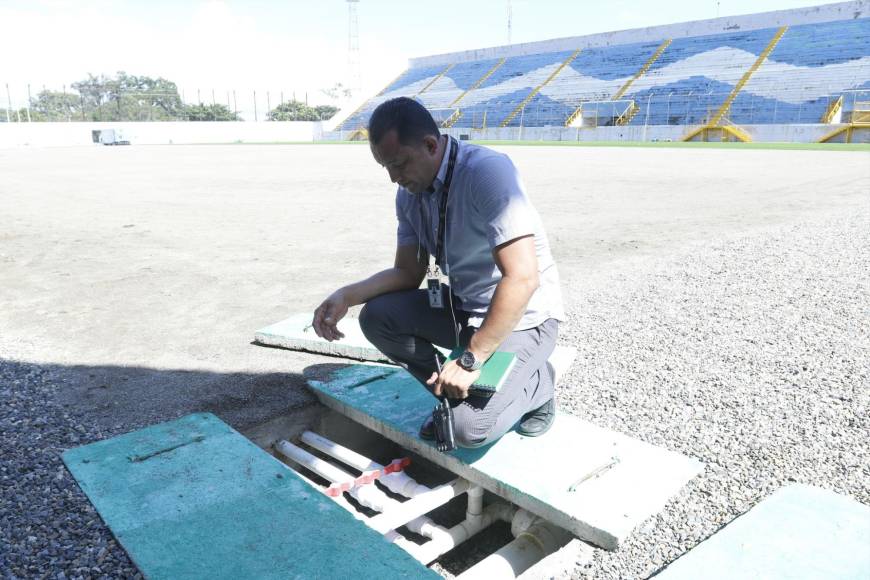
459 351 476 369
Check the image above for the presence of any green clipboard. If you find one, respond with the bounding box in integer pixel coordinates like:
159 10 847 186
447 349 517 395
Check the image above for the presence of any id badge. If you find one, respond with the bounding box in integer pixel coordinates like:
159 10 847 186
427 265 443 309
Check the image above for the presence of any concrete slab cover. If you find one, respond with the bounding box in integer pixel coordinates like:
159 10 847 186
307 365 704 550
656 484 870 580
254 313 391 362
62 413 437 579
255 314 580 380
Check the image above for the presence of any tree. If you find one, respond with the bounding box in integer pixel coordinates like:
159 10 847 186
5 106 36 122
268 100 338 121
184 103 241 121
313 105 339 120
321 82 353 101
72 71 185 121
26 90 81 121
268 100 318 121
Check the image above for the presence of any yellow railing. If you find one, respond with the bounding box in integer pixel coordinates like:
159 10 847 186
721 123 753 142
450 58 506 108
616 103 640 126
416 64 455 96
681 26 787 142
501 48 582 127
563 105 583 128
708 26 788 126
376 70 408 97
852 101 870 123
821 95 843 123
565 39 671 127
681 124 752 143
817 124 870 143
334 69 408 131
441 109 462 128
819 100 870 142
347 128 369 141
613 39 672 101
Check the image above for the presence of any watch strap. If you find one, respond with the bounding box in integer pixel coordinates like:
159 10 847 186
459 350 483 371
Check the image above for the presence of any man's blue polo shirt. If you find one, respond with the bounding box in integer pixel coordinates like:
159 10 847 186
395 137 565 330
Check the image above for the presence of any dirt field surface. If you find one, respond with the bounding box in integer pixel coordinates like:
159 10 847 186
2 143 868 578
1 143 867 429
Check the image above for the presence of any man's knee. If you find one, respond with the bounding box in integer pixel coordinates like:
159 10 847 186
358 294 393 340
454 419 491 449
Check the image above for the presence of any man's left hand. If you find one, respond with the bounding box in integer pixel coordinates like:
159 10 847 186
427 360 480 400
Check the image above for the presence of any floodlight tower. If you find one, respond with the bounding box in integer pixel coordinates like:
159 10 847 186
347 0 362 97
507 0 512 45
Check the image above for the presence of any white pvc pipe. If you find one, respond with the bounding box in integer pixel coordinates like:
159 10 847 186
300 431 374 471
275 439 459 547
280 436 518 566
380 469 431 498
456 516 571 579
274 439 354 486
468 485 485 520
510 507 540 538
297 432 501 543
299 432 527 561
369 478 470 534
276 440 403 513
414 500 518 564
300 430 429 497
486 501 517 526
287 464 426 560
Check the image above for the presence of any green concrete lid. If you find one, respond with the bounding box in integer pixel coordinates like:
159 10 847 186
308 364 704 550
63 412 437 579
657 484 870 580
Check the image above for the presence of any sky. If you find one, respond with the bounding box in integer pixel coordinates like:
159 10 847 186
0 0 839 113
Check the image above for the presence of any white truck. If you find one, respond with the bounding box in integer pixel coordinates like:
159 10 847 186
93 129 131 146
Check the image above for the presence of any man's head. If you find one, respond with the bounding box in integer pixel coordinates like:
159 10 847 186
368 97 444 194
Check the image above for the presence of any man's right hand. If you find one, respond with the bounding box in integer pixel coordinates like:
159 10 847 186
312 289 350 342
311 245 426 342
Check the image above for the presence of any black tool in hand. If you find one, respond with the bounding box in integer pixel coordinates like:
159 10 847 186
432 355 456 452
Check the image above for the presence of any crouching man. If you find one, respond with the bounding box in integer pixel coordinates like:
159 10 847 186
313 97 565 448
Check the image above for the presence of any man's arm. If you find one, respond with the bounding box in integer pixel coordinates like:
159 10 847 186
312 244 427 341
429 234 539 398
469 234 539 359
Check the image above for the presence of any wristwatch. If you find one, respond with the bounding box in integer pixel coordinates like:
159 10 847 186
457 350 484 371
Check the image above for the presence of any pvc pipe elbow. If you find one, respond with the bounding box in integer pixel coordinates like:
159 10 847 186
380 471 430 498
510 508 541 537
466 485 484 518
351 483 391 511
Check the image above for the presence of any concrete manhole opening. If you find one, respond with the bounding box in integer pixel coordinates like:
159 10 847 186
247 406 588 578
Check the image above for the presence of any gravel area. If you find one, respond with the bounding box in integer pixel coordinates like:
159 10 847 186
559 207 870 579
0 361 141 579
4 207 865 578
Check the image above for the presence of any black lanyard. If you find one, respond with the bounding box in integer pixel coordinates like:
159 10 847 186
434 136 458 271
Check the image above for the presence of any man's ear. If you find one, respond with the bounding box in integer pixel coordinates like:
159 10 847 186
424 134 439 156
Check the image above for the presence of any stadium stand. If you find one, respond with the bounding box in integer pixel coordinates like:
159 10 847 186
733 19 870 124
334 3 870 142
621 27 783 127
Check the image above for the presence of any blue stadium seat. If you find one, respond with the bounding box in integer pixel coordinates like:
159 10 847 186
623 27 779 126
338 17 870 130
418 57 506 110
732 19 870 123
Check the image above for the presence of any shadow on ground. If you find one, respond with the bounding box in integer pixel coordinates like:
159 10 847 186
1 357 523 578
11 358 316 433
0 357 327 578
